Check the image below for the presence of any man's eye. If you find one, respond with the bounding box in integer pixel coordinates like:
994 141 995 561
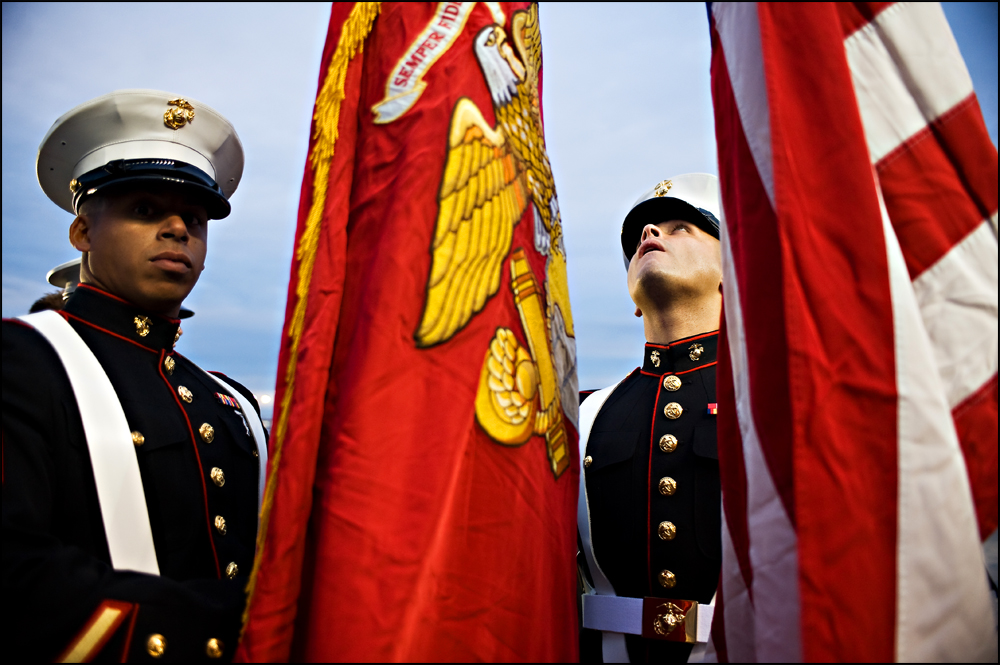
183 213 202 227
134 204 153 217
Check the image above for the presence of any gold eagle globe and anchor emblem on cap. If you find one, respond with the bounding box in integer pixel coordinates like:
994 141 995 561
163 98 195 130
654 180 673 197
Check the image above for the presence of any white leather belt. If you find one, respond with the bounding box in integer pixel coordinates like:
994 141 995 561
582 594 715 643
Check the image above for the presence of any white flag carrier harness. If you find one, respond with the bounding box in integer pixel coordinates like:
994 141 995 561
17 310 268 576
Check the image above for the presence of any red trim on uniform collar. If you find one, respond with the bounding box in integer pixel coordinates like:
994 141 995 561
640 361 718 377
59 311 158 354
76 284 182 324
645 330 720 350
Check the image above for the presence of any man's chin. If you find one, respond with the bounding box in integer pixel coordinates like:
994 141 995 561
631 266 686 305
123 283 195 317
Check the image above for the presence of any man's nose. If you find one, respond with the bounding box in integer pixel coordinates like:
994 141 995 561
640 223 661 242
159 214 190 242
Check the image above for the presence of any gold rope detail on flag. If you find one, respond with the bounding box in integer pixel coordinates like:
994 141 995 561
241 1 381 629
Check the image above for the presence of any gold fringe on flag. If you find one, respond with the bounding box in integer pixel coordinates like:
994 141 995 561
242 1 381 629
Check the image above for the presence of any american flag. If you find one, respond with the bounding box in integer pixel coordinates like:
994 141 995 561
708 2 998 661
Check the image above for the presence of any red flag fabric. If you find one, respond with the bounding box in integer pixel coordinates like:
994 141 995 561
236 2 579 661
709 2 997 662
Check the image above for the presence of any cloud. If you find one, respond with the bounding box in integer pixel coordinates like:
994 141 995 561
3 2 996 395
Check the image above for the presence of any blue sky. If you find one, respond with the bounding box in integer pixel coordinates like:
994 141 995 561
3 2 997 417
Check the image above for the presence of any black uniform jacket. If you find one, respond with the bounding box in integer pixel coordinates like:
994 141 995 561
580 332 721 663
2 285 264 662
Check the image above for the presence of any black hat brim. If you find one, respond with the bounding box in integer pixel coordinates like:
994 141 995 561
620 197 720 266
73 160 231 219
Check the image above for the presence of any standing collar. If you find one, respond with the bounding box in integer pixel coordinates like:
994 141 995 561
62 284 182 352
641 331 718 375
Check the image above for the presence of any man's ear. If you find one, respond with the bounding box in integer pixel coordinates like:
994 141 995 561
69 215 92 252
634 305 643 318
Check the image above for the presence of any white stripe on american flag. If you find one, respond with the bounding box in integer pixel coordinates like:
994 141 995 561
847 4 997 656
718 203 800 663
845 2 974 164
719 518 754 663
714 2 774 205
874 187 994 661
912 221 998 409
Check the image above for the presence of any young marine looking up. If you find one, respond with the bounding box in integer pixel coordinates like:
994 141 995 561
2 90 267 662
578 174 723 663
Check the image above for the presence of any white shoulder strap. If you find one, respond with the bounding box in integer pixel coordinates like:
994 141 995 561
202 372 268 517
577 381 631 663
17 311 160 576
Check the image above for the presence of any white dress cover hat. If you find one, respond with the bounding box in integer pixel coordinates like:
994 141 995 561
37 89 244 219
620 173 721 268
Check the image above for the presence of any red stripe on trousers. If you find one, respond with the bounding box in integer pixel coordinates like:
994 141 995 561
757 4 899 660
877 95 1000 279
952 376 1000 538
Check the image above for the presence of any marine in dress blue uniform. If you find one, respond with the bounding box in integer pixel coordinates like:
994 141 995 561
2 90 265 662
578 174 723 663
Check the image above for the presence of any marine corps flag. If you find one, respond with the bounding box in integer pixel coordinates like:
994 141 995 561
237 2 579 661
709 2 997 662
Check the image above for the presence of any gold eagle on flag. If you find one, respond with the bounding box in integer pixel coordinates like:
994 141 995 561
414 5 577 476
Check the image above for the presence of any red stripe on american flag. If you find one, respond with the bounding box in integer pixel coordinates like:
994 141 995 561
755 4 900 660
877 96 999 278
835 1 895 37
952 376 1000 537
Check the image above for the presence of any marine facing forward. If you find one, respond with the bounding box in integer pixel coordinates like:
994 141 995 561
578 174 723 663
2 90 267 662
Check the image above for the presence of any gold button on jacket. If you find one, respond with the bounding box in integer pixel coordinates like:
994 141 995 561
658 521 677 540
210 467 225 487
214 515 227 535
163 355 175 375
177 385 193 403
658 569 677 588
146 634 166 658
658 477 677 496
658 433 678 453
206 638 224 659
663 402 683 419
663 375 682 391
199 423 215 444
225 561 239 579
583 455 593 468
131 430 145 447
